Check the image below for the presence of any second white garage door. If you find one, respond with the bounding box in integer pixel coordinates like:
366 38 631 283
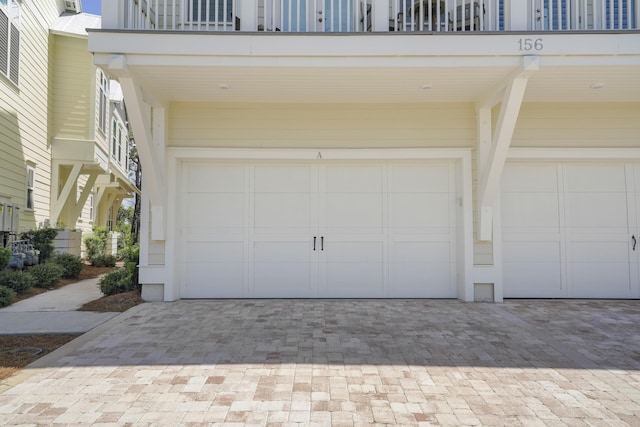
501 162 640 299
180 160 458 298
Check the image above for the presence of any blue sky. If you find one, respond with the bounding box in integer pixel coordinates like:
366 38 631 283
82 0 101 15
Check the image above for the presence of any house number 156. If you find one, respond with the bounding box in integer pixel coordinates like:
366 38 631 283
518 38 544 51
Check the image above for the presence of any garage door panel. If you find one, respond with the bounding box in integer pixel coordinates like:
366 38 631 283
390 165 451 193
568 263 631 298
188 164 245 193
393 241 450 264
187 193 244 227
185 262 245 298
503 241 560 264
325 165 382 193
564 164 626 193
254 165 313 193
185 228 244 242
254 193 311 229
390 194 451 228
565 193 628 228
567 240 630 263
502 164 558 192
325 194 383 229
391 264 453 298
503 263 562 298
324 264 385 297
502 193 559 228
254 241 312 263
324 242 383 263
253 263 313 298
187 242 244 264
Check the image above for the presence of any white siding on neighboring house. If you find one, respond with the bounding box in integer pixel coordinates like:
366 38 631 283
0 0 61 231
52 35 92 140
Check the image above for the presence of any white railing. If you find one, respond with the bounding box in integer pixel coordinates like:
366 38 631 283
115 0 639 32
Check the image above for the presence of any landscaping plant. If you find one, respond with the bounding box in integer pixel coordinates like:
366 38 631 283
0 286 16 308
0 270 33 294
89 254 117 268
20 227 58 263
52 253 84 279
84 226 109 262
0 247 10 270
99 267 135 296
28 262 64 288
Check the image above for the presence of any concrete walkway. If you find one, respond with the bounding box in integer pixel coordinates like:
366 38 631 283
0 277 119 335
0 299 639 425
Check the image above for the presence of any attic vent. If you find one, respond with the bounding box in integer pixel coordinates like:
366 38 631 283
64 0 80 13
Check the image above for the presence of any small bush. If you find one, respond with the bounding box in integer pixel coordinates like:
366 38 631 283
99 267 135 296
0 247 10 270
90 254 117 268
20 228 58 263
52 253 84 279
0 286 16 308
85 226 110 260
28 262 64 288
0 270 33 294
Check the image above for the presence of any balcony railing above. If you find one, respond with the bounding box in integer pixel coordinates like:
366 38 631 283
112 0 639 32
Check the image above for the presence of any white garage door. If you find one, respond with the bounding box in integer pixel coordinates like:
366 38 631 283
502 162 640 299
181 161 458 298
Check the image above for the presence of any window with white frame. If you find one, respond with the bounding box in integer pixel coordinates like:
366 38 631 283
25 164 34 211
97 70 109 134
89 192 95 222
111 114 129 170
0 0 20 85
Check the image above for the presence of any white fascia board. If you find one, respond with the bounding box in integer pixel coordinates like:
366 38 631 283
88 31 640 58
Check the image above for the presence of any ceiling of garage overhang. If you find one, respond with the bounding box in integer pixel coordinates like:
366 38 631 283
126 64 640 104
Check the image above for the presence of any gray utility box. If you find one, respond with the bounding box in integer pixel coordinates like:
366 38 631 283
0 203 20 233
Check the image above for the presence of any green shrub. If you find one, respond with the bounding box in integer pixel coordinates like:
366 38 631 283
0 247 10 270
0 270 33 294
99 267 135 296
28 262 64 288
20 228 58 263
85 226 110 260
0 286 16 308
52 253 84 279
90 254 117 268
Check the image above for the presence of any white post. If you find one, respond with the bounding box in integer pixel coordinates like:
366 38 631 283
239 0 258 30
102 0 123 29
508 0 529 30
372 0 389 31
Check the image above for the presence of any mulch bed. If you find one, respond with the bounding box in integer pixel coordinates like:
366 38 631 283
1 265 144 382
0 335 78 381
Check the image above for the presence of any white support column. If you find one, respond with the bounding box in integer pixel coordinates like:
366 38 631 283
508 0 529 30
476 106 493 240
115 59 166 241
372 0 388 31
239 0 257 30
476 56 538 241
101 0 123 29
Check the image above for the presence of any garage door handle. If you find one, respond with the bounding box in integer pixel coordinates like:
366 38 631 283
321 236 324 251
313 236 317 251
633 235 637 251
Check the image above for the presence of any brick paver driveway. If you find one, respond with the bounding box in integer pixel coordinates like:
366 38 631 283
1 300 639 426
